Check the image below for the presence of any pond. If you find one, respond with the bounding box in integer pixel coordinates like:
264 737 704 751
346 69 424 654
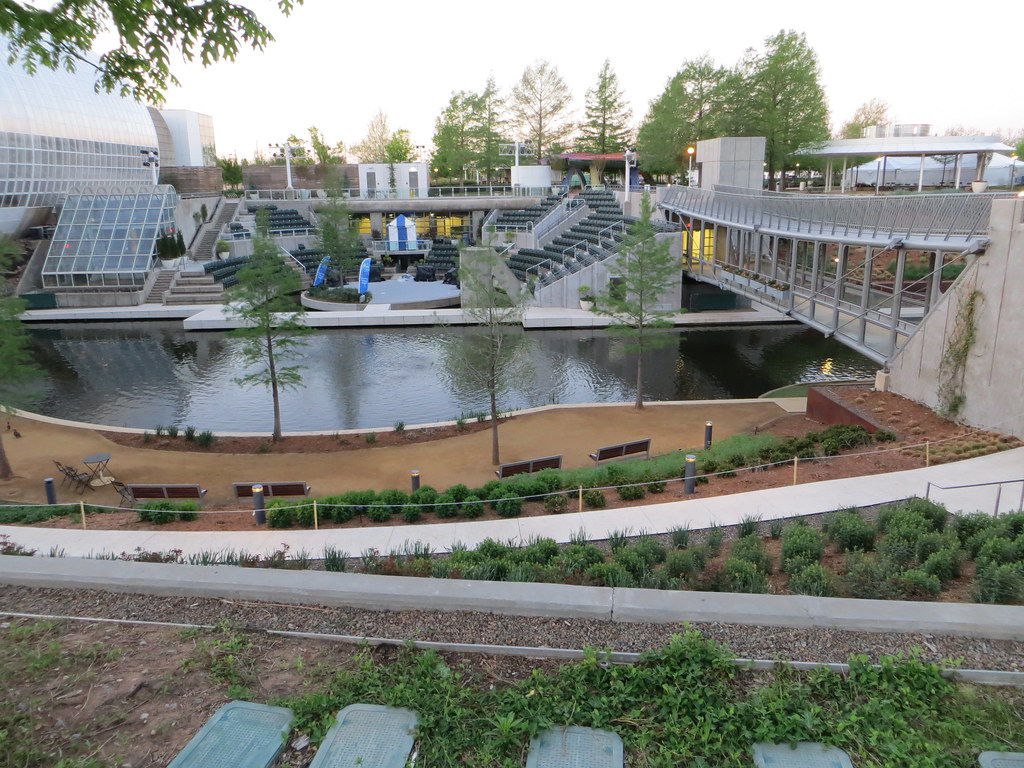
25 323 877 432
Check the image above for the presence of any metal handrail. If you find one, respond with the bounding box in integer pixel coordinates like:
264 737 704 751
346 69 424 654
925 478 1024 516
370 239 434 254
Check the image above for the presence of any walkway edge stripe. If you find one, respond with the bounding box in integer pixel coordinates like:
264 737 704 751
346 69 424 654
3 555 1024 641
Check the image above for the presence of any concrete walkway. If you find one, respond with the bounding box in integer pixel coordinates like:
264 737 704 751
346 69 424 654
3 447 1021 560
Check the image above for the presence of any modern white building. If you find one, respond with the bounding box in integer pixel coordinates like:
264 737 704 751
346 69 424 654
160 109 217 167
358 162 429 199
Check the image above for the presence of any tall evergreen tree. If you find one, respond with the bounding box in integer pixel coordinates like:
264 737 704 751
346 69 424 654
636 55 729 176
471 78 509 182
0 236 39 479
577 60 632 154
227 212 311 442
511 60 573 163
431 91 478 180
730 30 830 188
590 195 679 410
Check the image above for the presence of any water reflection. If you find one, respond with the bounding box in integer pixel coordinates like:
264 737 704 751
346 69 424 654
25 323 877 432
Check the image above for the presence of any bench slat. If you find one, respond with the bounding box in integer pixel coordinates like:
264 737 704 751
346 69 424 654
496 455 562 478
233 482 311 498
127 484 206 500
589 439 651 463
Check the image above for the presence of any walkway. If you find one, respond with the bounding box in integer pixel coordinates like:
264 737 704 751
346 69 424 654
4 447 1021 559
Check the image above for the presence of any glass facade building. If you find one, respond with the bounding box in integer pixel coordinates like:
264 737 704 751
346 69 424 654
43 186 177 288
0 37 160 235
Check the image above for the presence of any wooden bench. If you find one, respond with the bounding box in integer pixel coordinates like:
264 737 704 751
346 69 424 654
233 481 311 498
589 438 652 463
126 483 207 501
495 455 562 478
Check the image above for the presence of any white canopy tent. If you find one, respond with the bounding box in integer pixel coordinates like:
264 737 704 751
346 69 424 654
844 152 1021 189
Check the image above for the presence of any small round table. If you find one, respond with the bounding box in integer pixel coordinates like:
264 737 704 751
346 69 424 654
82 453 114 486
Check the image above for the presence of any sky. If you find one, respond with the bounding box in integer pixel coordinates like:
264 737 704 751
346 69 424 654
153 0 1023 161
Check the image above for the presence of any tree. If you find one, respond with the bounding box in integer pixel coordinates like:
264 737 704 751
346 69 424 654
591 195 679 410
384 130 415 163
577 59 632 154
315 201 362 285
472 78 508 182
308 126 346 165
730 30 830 188
227 213 311 441
0 236 39 479
0 0 301 103
215 156 240 190
441 247 529 465
432 91 479 179
510 60 573 163
837 98 890 139
636 55 729 175
352 111 393 163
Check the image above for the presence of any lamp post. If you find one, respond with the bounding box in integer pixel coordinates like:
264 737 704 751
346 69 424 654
686 145 696 185
1011 154 1018 190
140 149 159 184
270 142 295 190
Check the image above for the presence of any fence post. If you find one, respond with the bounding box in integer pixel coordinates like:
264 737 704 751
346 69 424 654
313 499 319 530
925 441 930 467
792 456 799 486
994 485 1002 517
79 500 87 530
578 485 583 513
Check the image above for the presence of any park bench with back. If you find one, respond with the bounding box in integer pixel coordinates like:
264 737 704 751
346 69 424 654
126 483 207 502
232 481 311 498
495 455 563 479
589 438 651 463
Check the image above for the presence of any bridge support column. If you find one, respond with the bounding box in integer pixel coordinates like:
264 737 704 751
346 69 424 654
888 247 907 358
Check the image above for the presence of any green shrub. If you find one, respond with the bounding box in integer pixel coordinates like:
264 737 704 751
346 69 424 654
495 494 523 518
410 486 438 507
825 511 876 552
377 488 409 513
812 424 873 450
137 500 199 524
839 552 900 599
582 489 606 508
367 503 392 523
393 420 405 433
446 483 470 502
952 512 995 545
556 543 606 574
142 431 152 443
434 492 459 518
669 526 690 549
183 425 197 441
295 503 317 528
614 546 655 580
196 430 216 448
516 537 560 565
977 536 1018 565
323 546 348 572
729 534 773 574
705 525 725 557
461 495 484 518
585 561 635 588
166 425 179 438
914 531 956 563
972 560 1024 604
0 505 77 524
873 429 896 442
402 506 422 523
921 548 962 583
877 536 917 568
888 568 941 600
154 425 165 436
904 497 949 531
544 493 568 513
364 432 377 444
788 563 838 597
738 515 761 538
617 483 647 501
337 490 375 521
665 549 701 579
721 558 769 593
781 525 823 572
510 477 548 501
883 511 931 547
266 506 295 529
769 520 784 539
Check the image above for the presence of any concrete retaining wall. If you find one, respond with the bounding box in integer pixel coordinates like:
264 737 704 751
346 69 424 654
3 555 1023 640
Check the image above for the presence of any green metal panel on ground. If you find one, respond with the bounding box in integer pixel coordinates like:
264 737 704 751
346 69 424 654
753 742 855 768
166 700 294 768
308 703 418 768
979 753 1024 768
525 725 624 768
20 293 58 309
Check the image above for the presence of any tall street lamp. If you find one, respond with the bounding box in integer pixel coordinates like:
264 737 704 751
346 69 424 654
270 143 295 190
686 145 696 184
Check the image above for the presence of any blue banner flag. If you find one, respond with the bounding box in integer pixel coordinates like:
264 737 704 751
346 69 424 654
358 257 371 294
312 256 330 287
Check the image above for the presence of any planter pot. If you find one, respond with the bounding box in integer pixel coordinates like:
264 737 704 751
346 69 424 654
971 180 989 193
579 300 594 311
217 251 229 260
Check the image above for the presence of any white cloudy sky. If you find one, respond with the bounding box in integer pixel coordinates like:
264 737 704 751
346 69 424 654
154 0 1022 160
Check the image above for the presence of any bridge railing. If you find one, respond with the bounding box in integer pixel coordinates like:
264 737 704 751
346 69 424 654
661 185 1006 244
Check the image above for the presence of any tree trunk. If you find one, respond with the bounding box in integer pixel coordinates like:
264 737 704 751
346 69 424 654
489 389 500 465
0 433 12 479
267 333 282 442
634 348 645 410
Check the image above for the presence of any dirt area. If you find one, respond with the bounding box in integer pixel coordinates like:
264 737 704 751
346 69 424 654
1 386 1019 532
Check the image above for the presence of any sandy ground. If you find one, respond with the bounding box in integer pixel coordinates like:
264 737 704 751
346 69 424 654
0 401 787 507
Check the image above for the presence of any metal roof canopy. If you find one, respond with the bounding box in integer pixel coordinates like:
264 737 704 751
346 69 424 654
799 135 1014 158
796 136 1015 193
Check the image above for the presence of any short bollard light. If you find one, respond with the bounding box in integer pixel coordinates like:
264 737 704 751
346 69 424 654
252 484 266 526
704 420 713 450
410 470 421 493
684 454 697 495
44 477 57 505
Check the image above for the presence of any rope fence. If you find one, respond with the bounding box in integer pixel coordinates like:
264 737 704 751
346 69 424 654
4 424 1019 524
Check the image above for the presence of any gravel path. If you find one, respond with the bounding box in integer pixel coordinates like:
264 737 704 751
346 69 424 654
2 584 1022 672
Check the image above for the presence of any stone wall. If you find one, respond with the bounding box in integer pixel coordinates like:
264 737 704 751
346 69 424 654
889 198 1024 438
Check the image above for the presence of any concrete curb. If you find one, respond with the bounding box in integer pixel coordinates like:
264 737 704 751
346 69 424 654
3 555 1023 641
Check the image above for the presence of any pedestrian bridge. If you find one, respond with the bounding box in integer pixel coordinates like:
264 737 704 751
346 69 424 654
658 185 1009 366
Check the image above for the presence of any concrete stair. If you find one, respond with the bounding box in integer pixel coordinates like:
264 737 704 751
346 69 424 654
163 273 225 305
193 199 239 262
286 259 312 290
144 269 176 304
